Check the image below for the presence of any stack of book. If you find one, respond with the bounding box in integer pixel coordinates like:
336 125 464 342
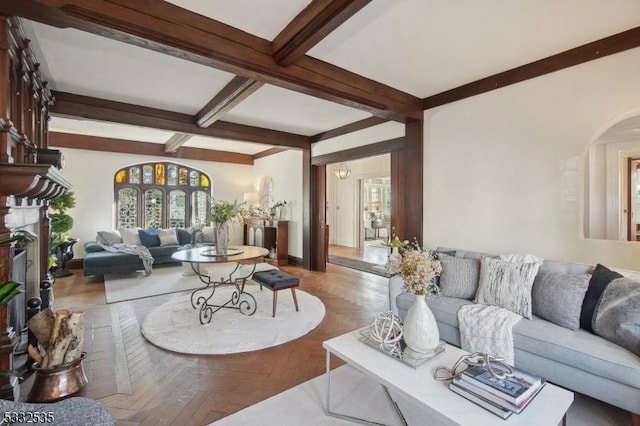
449 363 546 419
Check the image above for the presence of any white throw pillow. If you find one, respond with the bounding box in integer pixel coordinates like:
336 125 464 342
96 230 122 246
157 228 179 246
475 254 543 319
120 227 142 245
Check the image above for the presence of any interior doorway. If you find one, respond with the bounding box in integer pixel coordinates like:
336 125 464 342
325 155 391 274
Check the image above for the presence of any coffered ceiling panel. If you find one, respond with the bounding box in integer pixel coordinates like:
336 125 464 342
308 0 640 97
183 136 270 155
164 0 311 41
49 117 175 143
222 84 372 136
28 21 236 114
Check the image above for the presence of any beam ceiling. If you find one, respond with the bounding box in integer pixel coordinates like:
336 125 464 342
195 76 264 128
49 132 254 165
423 25 640 109
0 0 422 122
50 91 311 150
164 132 192 153
272 0 371 66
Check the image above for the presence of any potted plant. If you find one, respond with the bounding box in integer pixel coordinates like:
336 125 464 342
48 191 77 277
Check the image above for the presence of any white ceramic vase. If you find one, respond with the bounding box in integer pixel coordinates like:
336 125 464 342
403 294 440 353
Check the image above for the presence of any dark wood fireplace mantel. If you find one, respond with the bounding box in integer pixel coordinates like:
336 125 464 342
0 163 71 200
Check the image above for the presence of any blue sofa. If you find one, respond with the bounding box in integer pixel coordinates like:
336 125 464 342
82 228 195 276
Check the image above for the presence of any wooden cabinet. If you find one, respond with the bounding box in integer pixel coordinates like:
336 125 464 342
243 219 289 266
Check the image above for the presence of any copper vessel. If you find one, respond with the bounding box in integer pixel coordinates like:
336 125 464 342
27 352 88 402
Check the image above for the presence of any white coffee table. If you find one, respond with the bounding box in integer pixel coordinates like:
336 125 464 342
323 328 574 426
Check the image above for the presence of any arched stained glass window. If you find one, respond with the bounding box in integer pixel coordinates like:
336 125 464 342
117 188 138 229
189 170 199 186
129 166 141 184
167 165 178 186
142 165 153 184
144 189 164 228
169 190 186 228
114 162 211 229
191 191 208 226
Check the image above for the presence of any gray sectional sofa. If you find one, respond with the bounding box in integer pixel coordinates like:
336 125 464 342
390 248 640 416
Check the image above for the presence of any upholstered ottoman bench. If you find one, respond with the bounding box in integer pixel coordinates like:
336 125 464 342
252 270 300 317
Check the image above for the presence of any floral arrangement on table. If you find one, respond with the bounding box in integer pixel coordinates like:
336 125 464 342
209 199 248 226
387 237 442 296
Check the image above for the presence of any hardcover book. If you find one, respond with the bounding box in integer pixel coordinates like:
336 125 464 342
452 376 546 413
459 363 543 405
449 383 513 419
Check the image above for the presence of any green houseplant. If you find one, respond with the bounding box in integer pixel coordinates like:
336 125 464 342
209 199 247 255
48 191 77 277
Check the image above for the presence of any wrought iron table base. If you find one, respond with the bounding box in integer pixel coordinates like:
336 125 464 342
189 262 258 325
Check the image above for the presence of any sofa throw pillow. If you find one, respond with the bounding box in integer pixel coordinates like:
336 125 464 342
120 227 142 246
532 272 591 330
138 228 161 247
592 277 640 356
580 264 623 332
438 254 480 299
201 226 215 243
475 254 543 319
176 228 192 246
96 230 122 246
157 228 179 246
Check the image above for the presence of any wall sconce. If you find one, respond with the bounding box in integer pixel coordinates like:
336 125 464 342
334 162 351 180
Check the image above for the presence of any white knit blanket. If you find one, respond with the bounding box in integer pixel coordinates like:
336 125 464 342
457 304 522 365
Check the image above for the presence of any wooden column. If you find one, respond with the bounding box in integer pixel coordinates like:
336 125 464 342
401 117 423 243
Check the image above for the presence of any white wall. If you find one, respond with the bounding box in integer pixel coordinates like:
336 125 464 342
425 47 640 270
327 155 390 247
51 148 253 258
252 150 304 258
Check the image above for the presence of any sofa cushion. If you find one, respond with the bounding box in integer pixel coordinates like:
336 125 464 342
84 242 105 253
157 228 178 246
201 226 215 243
84 250 144 267
120 227 142 245
513 316 640 390
176 228 192 246
580 264 623 332
138 228 161 247
475 255 543 319
532 272 591 330
438 254 480 299
592 277 640 356
96 230 122 246
148 245 180 258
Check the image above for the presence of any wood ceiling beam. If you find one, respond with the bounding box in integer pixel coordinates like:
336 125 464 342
311 136 404 165
49 132 254 165
423 25 640 109
195 76 264 128
0 0 422 122
272 0 371 66
253 147 289 160
50 91 311 150
310 116 387 143
164 132 192 153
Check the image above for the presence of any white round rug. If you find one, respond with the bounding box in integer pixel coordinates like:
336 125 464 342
141 286 326 354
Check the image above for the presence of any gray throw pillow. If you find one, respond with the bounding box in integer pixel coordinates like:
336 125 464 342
592 277 640 356
96 230 122 246
532 272 591 330
438 254 480 299
157 228 179 246
475 255 543 319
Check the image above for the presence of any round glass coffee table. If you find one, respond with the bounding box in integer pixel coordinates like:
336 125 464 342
172 245 269 324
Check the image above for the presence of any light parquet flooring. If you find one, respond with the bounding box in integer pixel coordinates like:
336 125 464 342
30 264 389 425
